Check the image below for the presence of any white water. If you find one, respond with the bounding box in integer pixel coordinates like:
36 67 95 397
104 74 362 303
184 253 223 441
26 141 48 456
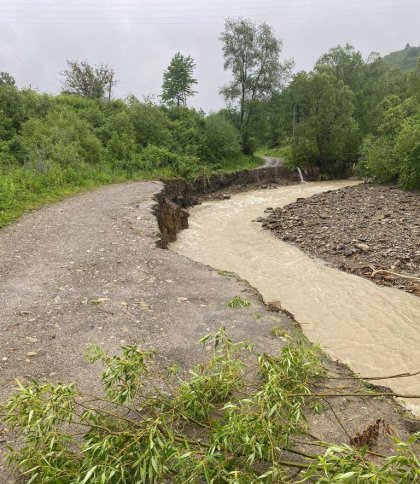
297 167 305 183
170 182 420 416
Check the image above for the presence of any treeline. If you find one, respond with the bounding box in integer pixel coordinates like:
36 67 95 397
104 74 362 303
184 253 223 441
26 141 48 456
252 44 420 189
1 19 419 229
0 44 255 226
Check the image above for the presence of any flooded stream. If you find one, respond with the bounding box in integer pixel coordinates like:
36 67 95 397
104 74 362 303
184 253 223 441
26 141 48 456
170 181 420 416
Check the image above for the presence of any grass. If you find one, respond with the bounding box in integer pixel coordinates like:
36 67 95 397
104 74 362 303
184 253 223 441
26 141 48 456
0 156 260 229
226 296 251 308
218 155 264 173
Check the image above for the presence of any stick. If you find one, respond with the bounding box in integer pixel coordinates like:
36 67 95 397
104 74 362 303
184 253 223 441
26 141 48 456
370 267 420 281
291 392 420 399
328 370 420 381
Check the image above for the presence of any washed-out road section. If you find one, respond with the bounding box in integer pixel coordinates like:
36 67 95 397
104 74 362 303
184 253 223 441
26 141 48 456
0 181 287 403
0 181 294 479
0 180 416 480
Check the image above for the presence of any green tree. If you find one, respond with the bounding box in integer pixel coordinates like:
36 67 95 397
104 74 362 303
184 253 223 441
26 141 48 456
61 60 117 101
315 44 390 135
161 53 197 108
289 69 358 175
219 18 293 154
0 71 16 87
361 89 420 189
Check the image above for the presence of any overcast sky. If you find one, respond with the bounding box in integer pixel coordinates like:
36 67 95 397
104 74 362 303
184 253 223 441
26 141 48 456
1 0 419 112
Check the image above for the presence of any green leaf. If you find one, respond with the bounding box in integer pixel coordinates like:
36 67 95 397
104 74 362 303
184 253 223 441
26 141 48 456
80 466 98 484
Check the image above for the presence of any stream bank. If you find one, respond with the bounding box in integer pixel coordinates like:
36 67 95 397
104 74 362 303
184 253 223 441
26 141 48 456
169 182 420 418
262 184 420 296
154 164 314 247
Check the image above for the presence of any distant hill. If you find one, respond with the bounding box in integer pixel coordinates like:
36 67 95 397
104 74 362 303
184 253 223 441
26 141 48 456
383 43 420 70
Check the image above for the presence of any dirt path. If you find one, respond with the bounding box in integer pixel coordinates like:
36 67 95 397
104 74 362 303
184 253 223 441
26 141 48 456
0 181 417 480
0 180 295 395
0 181 297 479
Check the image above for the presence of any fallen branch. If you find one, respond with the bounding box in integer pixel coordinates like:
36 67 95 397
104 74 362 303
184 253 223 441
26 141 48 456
290 392 420 399
322 398 352 441
369 266 420 281
328 370 420 381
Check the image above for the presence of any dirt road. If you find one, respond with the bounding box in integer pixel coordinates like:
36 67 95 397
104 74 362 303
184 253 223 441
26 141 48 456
0 181 289 398
262 156 283 167
0 181 416 480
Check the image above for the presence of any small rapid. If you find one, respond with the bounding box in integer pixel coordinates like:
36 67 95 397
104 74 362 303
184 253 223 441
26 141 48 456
170 181 420 415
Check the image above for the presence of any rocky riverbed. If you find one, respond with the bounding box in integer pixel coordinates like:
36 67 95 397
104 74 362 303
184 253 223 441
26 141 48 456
261 184 420 296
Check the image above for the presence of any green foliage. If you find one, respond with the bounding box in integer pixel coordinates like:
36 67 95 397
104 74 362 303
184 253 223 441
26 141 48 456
137 145 200 179
289 69 359 176
219 18 293 154
254 42 419 188
2 329 418 482
19 105 104 166
128 99 172 147
302 434 420 482
383 43 420 71
395 120 420 190
161 52 197 108
176 328 252 420
0 71 16 87
226 296 251 308
61 60 116 100
360 88 420 189
0 84 259 227
86 344 155 404
360 135 398 183
200 113 241 164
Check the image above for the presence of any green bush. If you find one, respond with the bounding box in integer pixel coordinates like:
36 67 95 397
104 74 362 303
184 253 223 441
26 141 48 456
200 113 241 163
290 138 320 169
395 120 420 189
360 135 399 183
128 100 172 147
19 106 104 167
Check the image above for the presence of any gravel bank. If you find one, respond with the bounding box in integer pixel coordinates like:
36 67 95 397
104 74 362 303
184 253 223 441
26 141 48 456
262 184 420 296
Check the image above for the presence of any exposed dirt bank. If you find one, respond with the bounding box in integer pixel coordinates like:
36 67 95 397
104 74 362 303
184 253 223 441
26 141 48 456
155 164 312 246
261 184 420 296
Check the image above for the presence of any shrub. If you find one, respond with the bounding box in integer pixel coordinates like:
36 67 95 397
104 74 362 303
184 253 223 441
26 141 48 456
200 113 241 163
395 120 420 190
360 135 399 183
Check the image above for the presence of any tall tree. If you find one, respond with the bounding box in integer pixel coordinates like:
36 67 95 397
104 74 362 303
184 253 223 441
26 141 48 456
61 60 116 100
0 71 16 87
219 18 292 153
289 69 358 175
161 53 197 108
315 44 392 135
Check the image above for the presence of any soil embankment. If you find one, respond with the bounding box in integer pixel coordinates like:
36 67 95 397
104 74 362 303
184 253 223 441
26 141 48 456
262 184 420 296
155 164 307 246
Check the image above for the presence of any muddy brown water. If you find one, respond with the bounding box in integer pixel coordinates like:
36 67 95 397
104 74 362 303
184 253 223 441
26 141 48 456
170 181 420 416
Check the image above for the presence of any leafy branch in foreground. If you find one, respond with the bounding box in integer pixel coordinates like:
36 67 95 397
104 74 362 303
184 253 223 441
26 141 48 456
1 328 419 483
